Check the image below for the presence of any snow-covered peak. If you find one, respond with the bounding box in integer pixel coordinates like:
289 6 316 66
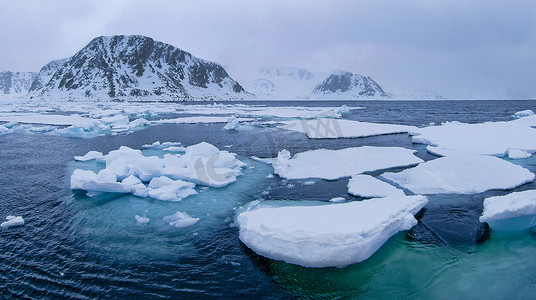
0 71 37 97
29 35 248 101
311 71 388 99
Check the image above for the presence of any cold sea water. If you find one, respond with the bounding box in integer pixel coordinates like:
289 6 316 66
1 100 536 299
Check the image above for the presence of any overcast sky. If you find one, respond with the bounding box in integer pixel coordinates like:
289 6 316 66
1 0 535 99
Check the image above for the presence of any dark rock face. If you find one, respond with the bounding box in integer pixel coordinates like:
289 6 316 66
0 71 37 95
31 35 246 100
313 71 388 98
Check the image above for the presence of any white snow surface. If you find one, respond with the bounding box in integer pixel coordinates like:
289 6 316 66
411 120 536 157
513 110 535 118
348 175 405 198
279 119 417 139
237 195 428 268
480 190 536 223
382 155 535 194
273 146 423 180
1 216 25 228
163 211 199 228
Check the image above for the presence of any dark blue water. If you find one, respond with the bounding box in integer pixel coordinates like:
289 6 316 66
1 100 535 298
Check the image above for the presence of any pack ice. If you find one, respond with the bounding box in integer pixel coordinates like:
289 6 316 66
348 174 405 198
381 155 535 194
279 119 417 139
273 146 423 180
1 216 25 228
71 142 247 200
237 195 428 268
480 190 536 231
411 119 536 157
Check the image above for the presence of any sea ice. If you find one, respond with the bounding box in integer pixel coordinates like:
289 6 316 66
74 151 104 161
480 190 536 230
412 121 536 156
273 146 423 180
237 195 428 268
382 155 535 194
223 116 239 130
135 215 150 224
70 169 132 193
147 176 197 202
0 125 9 134
507 149 532 159
329 197 346 202
163 211 199 228
348 175 405 198
513 110 535 118
278 119 417 139
1 216 25 228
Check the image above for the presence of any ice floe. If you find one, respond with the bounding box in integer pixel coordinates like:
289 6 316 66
279 119 417 139
71 142 247 199
1 216 25 228
382 155 535 194
273 146 423 180
135 215 150 224
480 190 536 230
163 211 199 228
223 116 239 130
237 195 428 268
154 116 253 124
348 174 405 198
411 120 536 157
513 110 535 118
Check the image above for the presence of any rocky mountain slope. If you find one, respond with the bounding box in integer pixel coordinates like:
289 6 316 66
0 71 37 97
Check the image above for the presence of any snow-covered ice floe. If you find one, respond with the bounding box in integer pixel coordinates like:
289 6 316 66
279 119 417 139
70 142 247 199
411 119 536 157
135 215 150 224
237 195 428 268
1 216 25 228
273 146 423 180
382 155 535 195
153 116 253 124
348 174 405 198
513 110 535 118
480 190 536 231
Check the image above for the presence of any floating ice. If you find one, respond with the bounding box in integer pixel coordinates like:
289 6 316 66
279 119 417 139
513 110 535 118
135 215 150 224
142 141 182 149
1 216 25 228
412 120 536 156
155 116 253 124
74 151 104 161
382 155 535 195
329 197 346 202
237 195 428 268
223 116 239 130
163 211 199 228
480 190 536 231
348 175 405 198
273 146 423 180
507 149 532 159
147 176 197 202
71 142 245 198
71 169 131 193
0 125 9 134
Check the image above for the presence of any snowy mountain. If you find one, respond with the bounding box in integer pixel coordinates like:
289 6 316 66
311 71 388 99
387 87 444 100
0 71 37 97
29 35 248 101
240 67 389 100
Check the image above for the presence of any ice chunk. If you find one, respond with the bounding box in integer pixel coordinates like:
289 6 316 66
382 155 535 194
135 215 150 224
480 190 536 230
0 125 9 134
411 121 536 156
348 175 405 198
163 211 199 228
155 116 253 124
279 119 417 139
506 149 532 159
238 195 428 268
1 216 25 228
74 151 104 161
329 197 346 202
337 105 351 115
70 169 131 193
223 116 239 130
147 176 197 201
513 110 535 118
273 146 423 180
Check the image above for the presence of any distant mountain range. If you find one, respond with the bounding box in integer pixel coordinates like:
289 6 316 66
0 35 442 101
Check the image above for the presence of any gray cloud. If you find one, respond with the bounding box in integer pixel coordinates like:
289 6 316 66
1 0 534 99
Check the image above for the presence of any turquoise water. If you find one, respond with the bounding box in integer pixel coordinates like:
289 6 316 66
1 100 536 298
